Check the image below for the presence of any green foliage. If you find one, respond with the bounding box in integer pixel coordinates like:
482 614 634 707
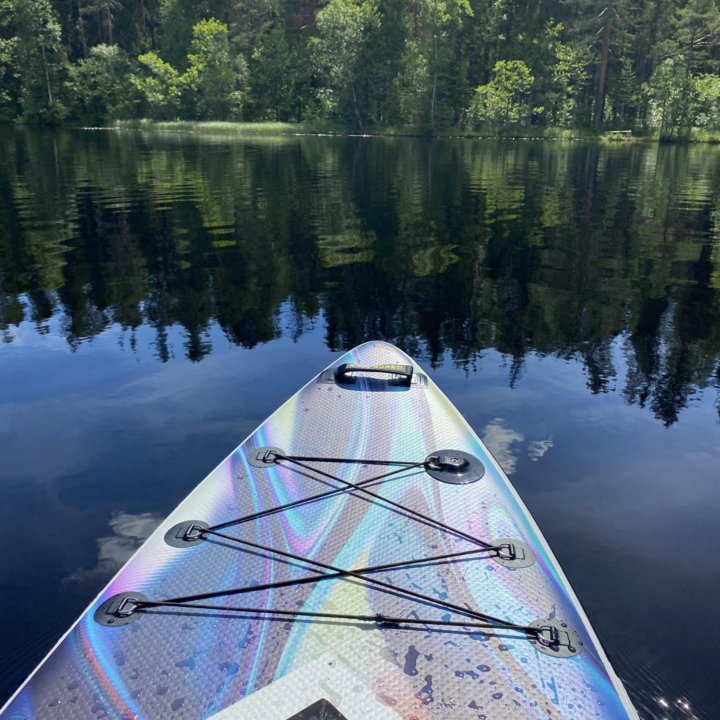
396 40 430 126
249 27 310 121
468 61 534 128
0 35 18 119
311 0 380 127
646 58 696 138
69 44 131 123
130 18 247 120
183 19 246 120
533 21 588 128
6 0 68 122
412 0 472 127
131 51 182 119
693 73 720 129
158 0 216 68
675 0 720 72
3 0 720 136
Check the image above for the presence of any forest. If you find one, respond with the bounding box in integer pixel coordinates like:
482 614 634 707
1 0 720 137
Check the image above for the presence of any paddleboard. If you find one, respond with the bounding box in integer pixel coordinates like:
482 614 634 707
0 341 638 719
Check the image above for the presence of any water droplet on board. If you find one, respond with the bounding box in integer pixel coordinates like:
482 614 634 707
218 661 239 676
403 645 420 675
175 655 197 670
415 674 434 704
114 651 125 666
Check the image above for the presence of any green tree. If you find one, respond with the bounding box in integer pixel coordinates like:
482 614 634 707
80 0 121 45
646 57 696 137
182 18 246 119
675 0 720 72
396 0 472 128
159 0 216 68
692 72 720 129
571 0 631 128
534 21 588 127
130 51 182 119
468 60 535 128
351 0 406 126
8 0 67 121
0 1 19 119
250 26 310 121
68 44 132 122
311 0 380 128
226 0 280 56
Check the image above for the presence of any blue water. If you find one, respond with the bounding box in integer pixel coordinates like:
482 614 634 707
0 129 718 719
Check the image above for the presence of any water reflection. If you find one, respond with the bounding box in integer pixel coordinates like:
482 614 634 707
0 128 718 426
65 512 162 585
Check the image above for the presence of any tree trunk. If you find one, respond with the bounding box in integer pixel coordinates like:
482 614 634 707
41 44 53 105
430 33 438 127
77 0 88 56
431 71 437 126
351 81 363 131
107 5 114 45
593 7 614 129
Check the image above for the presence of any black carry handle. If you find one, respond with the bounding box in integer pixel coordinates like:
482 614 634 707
335 362 414 387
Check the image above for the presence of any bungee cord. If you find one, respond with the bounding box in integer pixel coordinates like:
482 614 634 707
119 451 541 640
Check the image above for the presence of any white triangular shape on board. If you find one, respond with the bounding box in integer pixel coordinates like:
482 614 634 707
207 652 404 720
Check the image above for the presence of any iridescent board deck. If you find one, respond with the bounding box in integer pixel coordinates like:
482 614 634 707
1 342 638 720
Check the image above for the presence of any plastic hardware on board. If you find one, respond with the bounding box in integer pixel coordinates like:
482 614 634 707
424 449 485 485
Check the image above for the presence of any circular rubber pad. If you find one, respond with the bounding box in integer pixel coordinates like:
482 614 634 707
491 538 536 569
94 592 149 627
164 520 209 548
424 449 485 484
528 618 584 657
247 446 286 468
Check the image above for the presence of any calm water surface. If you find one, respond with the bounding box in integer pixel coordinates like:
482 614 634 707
0 129 719 719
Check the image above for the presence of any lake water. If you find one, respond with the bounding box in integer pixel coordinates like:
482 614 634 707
0 128 718 719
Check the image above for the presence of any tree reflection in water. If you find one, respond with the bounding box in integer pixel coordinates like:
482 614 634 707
1 128 718 426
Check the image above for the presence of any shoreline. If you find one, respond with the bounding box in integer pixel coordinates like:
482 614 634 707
6 120 720 144
113 120 642 143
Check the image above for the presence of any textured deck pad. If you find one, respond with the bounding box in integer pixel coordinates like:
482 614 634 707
0 342 637 720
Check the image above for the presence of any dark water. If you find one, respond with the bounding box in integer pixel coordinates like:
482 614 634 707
0 128 718 719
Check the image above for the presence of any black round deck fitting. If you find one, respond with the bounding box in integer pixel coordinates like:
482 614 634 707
164 520 209 548
491 538 536 569
528 618 584 658
424 450 485 485
94 592 148 627
247 447 286 468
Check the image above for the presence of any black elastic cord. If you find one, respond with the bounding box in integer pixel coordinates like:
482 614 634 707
209 460 424 533
126 452 539 639
135 601 528 635
271 455 420 466
276 454 494 550
162 527 529 633
152 545 499 605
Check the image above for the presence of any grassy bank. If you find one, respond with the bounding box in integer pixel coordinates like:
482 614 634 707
112 119 720 143
660 128 720 143
115 119 346 135
114 119 606 140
